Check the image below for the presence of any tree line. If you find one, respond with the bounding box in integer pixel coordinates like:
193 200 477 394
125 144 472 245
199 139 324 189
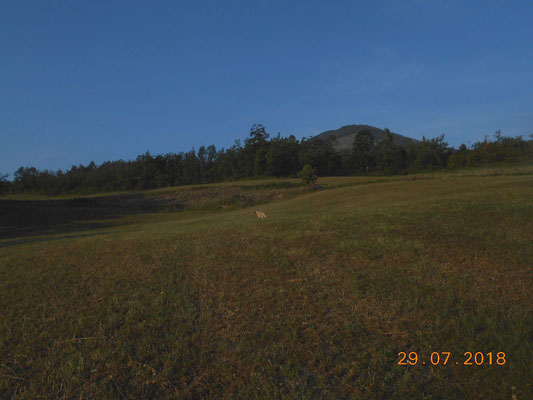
1 125 532 196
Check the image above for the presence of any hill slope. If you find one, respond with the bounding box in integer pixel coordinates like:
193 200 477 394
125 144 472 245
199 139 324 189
316 124 416 152
1 169 532 398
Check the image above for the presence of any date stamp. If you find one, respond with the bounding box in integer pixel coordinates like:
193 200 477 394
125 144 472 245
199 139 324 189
397 352 506 366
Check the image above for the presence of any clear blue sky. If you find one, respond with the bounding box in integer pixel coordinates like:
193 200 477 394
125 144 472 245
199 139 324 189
1 0 532 176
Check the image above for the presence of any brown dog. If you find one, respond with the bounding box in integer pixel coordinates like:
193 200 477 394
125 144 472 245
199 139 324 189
255 211 267 219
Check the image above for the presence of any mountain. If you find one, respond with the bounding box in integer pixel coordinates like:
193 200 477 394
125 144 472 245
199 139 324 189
315 124 416 153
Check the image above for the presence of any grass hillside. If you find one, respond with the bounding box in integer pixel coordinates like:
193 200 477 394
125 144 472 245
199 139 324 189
1 167 532 399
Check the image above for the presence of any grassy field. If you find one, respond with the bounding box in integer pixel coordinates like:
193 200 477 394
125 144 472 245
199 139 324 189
1 168 532 399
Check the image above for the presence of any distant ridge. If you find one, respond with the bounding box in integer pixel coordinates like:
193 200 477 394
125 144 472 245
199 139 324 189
315 124 416 152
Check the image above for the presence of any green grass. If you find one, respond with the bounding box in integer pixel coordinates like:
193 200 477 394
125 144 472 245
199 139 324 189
1 167 532 399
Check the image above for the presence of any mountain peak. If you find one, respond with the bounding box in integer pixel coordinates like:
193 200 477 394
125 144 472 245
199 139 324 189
315 124 416 152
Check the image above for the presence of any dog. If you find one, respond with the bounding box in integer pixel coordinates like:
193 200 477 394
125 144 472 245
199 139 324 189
255 211 267 219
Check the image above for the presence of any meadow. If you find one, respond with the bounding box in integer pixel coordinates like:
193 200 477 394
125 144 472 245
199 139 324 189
1 167 532 399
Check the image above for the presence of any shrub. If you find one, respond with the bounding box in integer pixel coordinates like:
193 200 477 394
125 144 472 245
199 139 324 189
298 164 318 187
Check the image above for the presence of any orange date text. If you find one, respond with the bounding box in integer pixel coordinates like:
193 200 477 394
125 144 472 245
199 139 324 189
397 352 506 366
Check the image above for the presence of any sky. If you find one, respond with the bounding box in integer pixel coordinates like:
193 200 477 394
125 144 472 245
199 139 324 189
1 0 532 175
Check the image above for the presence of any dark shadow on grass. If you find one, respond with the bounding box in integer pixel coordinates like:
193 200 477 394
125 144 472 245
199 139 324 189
0 196 162 243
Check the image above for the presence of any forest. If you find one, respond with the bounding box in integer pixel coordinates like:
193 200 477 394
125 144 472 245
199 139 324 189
1 125 532 196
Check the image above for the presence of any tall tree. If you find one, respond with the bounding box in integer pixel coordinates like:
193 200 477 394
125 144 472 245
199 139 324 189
352 130 375 173
248 124 270 147
0 172 9 195
245 124 270 176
